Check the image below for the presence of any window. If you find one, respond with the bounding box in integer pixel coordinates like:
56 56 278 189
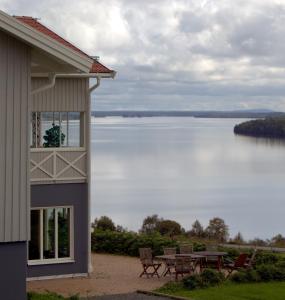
29 207 73 264
30 112 84 148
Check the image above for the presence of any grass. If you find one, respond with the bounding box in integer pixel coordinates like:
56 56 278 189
27 292 79 300
156 281 285 300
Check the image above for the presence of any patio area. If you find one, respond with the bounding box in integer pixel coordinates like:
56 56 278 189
27 253 170 298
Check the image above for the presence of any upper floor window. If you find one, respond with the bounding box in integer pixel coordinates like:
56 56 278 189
30 112 84 148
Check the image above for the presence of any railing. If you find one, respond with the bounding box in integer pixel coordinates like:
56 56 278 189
30 148 87 183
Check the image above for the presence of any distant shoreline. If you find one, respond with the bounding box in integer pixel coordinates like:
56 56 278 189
92 110 285 119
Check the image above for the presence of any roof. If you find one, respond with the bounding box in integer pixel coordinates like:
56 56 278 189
0 10 93 73
15 16 114 75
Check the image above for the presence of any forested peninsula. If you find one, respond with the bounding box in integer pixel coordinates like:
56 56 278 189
234 117 285 138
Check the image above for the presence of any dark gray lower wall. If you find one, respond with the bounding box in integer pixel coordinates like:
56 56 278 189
0 242 27 300
28 183 88 278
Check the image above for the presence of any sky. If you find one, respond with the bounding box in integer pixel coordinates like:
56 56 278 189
2 0 285 111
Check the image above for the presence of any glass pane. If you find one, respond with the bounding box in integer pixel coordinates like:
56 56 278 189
41 112 61 147
43 208 56 259
58 208 71 258
68 112 81 147
29 210 41 260
60 112 68 147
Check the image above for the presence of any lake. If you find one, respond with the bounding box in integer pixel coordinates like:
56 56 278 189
90 117 285 240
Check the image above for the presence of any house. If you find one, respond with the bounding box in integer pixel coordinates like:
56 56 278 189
0 10 115 300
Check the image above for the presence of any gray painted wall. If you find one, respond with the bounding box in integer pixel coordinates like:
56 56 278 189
0 242 27 300
28 183 89 277
0 29 30 243
31 78 89 112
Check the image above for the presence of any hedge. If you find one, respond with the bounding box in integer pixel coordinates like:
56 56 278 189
91 229 206 257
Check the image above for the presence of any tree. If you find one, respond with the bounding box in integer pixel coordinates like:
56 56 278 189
206 217 229 242
140 214 162 234
157 219 182 236
231 232 245 244
189 220 204 238
271 234 285 247
43 123 65 147
92 216 116 231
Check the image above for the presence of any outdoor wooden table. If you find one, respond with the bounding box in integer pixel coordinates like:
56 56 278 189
193 251 228 271
155 254 206 276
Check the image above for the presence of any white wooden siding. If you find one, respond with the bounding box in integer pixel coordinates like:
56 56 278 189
0 30 30 242
31 78 88 112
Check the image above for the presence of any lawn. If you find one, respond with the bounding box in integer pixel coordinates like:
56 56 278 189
27 292 78 300
157 281 285 300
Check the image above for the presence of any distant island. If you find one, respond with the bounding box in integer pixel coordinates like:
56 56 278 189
92 109 285 119
234 117 285 138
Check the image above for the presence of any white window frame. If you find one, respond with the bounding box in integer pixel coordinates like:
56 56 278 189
28 206 74 266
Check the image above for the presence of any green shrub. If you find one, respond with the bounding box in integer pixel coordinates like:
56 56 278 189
183 274 204 290
255 252 280 266
183 269 224 290
200 268 225 286
193 242 206 251
91 229 178 256
256 264 285 281
230 269 260 283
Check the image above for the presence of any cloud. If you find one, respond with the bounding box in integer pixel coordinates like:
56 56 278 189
2 0 285 111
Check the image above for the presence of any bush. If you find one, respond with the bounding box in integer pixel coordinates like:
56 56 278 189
91 229 178 256
193 242 206 251
183 274 204 290
230 269 260 283
255 252 280 266
256 264 285 281
200 268 225 286
183 269 224 290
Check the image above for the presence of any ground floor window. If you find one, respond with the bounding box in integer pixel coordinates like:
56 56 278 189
29 207 74 264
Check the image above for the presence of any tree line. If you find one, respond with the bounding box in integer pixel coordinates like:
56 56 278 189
234 117 285 138
92 215 285 247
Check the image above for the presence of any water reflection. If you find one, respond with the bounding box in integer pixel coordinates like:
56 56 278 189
91 117 285 240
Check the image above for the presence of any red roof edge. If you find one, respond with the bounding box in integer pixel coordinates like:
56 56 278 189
15 16 115 75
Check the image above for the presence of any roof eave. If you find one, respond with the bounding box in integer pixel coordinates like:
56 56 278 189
0 10 92 73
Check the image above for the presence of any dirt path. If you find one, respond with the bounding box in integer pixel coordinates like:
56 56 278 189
27 253 170 298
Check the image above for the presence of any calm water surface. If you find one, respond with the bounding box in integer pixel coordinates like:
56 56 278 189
91 117 285 240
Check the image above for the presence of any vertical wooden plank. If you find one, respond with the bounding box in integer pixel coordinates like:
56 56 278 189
4 36 14 242
0 32 7 241
12 39 21 241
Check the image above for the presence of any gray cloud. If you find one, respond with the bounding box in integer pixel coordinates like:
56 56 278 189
2 0 285 111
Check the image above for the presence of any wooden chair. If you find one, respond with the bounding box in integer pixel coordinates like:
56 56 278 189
245 249 257 269
162 247 176 276
175 256 192 280
179 244 193 254
205 244 219 268
225 253 248 278
139 248 161 278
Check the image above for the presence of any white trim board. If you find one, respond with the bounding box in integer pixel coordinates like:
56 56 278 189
0 10 92 72
27 273 88 281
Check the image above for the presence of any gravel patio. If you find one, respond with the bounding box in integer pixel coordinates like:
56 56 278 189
27 253 170 298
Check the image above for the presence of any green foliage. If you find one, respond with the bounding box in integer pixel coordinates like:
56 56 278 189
27 292 79 300
91 229 178 256
255 252 280 266
206 217 229 242
157 219 183 236
189 220 205 238
255 264 285 281
92 216 116 231
140 214 162 234
200 268 225 286
234 117 285 139
157 282 285 300
230 269 261 283
183 269 224 290
43 124 65 147
193 242 206 251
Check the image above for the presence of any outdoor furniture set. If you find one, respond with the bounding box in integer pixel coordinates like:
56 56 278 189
139 246 255 280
